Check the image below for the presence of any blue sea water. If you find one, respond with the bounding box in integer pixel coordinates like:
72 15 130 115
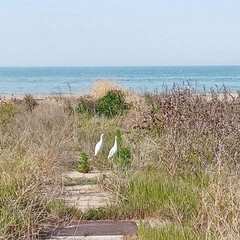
0 66 240 95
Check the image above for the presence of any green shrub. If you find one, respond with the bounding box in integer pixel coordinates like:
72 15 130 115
0 102 16 117
0 102 17 128
96 90 130 117
116 146 132 169
114 129 132 169
77 152 90 173
75 96 96 115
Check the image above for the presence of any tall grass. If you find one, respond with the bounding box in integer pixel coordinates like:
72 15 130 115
0 84 240 239
0 99 80 239
138 222 202 240
85 86 240 238
119 88 240 239
0 156 49 239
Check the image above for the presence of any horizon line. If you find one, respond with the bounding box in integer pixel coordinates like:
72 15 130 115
0 64 240 68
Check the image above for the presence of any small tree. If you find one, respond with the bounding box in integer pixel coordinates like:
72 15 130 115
96 90 130 117
77 152 90 173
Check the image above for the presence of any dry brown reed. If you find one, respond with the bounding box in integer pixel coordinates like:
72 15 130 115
121 88 240 238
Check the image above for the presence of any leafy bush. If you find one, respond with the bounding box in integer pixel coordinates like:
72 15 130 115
0 102 17 128
77 152 90 173
96 90 130 117
75 96 96 115
0 102 16 117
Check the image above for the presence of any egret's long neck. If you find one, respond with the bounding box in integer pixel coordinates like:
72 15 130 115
114 137 117 146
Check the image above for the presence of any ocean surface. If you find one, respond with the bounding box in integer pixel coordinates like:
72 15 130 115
0 66 240 95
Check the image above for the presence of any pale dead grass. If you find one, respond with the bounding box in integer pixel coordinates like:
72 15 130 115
91 80 121 100
90 79 143 104
0 98 82 239
125 90 144 105
199 170 240 239
201 92 240 102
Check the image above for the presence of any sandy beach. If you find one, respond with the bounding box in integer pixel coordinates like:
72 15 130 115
0 93 82 101
1 91 239 102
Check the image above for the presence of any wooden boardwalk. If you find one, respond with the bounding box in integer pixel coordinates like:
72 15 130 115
61 171 114 212
45 171 138 239
46 220 138 239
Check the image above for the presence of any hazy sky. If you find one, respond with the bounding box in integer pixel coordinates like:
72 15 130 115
0 0 240 66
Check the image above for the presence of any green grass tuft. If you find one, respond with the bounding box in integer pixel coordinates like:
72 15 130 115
96 90 130 117
64 177 97 186
46 200 82 220
119 170 200 220
138 222 203 240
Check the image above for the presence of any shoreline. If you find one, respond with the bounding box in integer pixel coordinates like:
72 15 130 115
0 91 239 102
0 93 82 101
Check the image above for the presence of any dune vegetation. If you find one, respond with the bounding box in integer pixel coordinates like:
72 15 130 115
0 80 240 239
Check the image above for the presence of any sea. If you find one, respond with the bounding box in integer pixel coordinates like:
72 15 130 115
0 66 240 95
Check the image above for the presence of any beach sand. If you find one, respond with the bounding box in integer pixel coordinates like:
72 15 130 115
0 93 82 101
0 91 239 102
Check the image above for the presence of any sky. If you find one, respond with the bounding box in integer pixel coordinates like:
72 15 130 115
0 0 240 67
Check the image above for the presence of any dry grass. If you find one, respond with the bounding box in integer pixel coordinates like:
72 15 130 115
0 98 81 239
90 79 142 104
121 88 240 239
0 82 240 239
88 86 240 239
91 80 122 99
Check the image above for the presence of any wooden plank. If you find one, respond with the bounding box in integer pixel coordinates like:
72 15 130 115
48 221 137 237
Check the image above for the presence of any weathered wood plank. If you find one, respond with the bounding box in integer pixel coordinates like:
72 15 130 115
48 221 137 237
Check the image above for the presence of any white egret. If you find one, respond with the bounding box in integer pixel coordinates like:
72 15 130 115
94 134 104 156
108 136 118 159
